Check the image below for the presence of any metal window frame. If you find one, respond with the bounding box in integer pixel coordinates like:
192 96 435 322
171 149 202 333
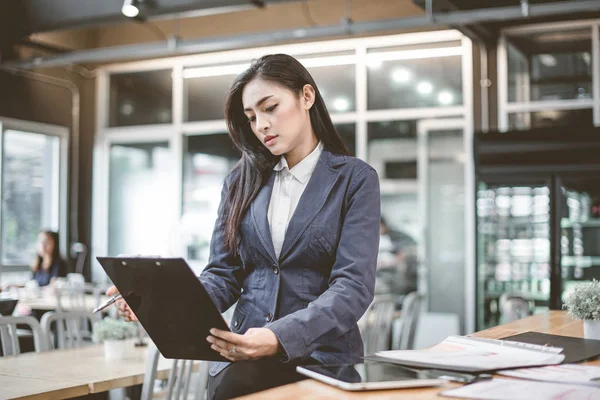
498 19 600 131
92 30 475 332
0 117 69 272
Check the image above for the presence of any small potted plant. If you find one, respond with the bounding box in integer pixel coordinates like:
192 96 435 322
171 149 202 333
93 317 138 359
563 279 600 340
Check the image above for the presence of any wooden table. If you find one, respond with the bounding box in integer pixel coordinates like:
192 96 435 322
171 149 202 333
17 294 108 312
0 339 173 399
239 311 595 399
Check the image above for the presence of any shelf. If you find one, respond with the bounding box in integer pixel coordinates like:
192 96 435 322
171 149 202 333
561 256 600 268
561 218 600 229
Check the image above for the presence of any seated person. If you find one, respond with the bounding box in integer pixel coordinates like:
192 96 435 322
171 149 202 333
30 230 67 287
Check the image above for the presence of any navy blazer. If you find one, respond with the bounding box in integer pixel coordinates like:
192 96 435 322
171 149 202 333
199 149 381 376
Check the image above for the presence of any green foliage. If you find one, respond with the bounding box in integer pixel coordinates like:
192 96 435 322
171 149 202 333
563 279 600 320
92 317 137 343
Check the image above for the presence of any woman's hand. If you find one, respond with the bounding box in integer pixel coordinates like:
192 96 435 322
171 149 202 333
207 328 281 362
106 285 138 322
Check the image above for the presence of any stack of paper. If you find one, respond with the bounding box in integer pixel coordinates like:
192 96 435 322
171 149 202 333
374 335 565 372
441 378 600 400
500 364 600 386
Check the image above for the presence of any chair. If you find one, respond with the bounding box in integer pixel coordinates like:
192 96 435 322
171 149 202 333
392 291 422 350
359 294 398 355
141 343 209 400
40 310 101 349
71 242 88 275
55 276 87 312
499 293 532 323
0 315 48 356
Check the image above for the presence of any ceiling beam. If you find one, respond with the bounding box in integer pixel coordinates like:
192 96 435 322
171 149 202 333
3 0 600 69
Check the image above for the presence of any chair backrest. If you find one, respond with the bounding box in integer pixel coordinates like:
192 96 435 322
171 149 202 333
360 294 398 355
40 310 101 349
0 315 48 356
393 291 422 350
500 293 531 323
71 242 88 275
141 343 209 400
55 277 87 312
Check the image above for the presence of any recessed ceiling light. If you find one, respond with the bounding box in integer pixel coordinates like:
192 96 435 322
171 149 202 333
417 81 433 95
438 91 454 105
392 67 411 84
333 97 350 112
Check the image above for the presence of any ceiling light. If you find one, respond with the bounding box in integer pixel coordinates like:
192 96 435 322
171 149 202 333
438 91 454 105
538 54 557 68
122 0 140 18
392 67 411 83
332 97 350 112
417 81 433 95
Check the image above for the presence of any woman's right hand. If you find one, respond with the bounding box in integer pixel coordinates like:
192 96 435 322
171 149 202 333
106 285 138 322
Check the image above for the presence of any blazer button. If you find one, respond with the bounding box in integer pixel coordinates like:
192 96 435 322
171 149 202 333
234 320 239 328
272 266 279 275
265 313 273 322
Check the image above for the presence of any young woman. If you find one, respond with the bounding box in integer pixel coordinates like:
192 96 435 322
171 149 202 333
30 230 67 287
108 54 381 399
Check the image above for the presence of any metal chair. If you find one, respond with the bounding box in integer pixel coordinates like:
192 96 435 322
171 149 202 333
141 343 209 400
392 291 422 350
55 276 87 312
40 310 101 349
359 294 398 355
0 315 48 356
499 293 532 323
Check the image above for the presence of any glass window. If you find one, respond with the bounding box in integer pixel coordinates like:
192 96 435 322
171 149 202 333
507 28 592 102
307 65 356 113
109 70 173 127
508 109 593 130
185 74 236 122
108 142 175 256
181 134 240 271
335 123 356 156
368 56 462 110
1 130 61 265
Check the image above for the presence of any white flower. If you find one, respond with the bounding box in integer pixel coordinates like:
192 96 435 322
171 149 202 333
92 317 137 343
563 279 600 320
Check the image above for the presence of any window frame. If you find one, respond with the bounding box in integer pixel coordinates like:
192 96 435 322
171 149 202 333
0 117 69 273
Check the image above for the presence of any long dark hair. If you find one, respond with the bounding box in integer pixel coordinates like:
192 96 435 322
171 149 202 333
223 54 350 254
32 230 61 272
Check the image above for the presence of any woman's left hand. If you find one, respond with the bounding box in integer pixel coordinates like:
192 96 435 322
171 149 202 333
207 327 281 362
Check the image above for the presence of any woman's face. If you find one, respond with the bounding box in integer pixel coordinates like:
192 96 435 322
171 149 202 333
36 233 54 256
242 77 315 157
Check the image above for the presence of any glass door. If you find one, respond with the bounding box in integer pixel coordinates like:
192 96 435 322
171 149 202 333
107 141 176 257
558 174 600 306
417 119 466 329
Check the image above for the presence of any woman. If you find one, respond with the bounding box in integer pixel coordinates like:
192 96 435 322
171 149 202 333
30 230 67 287
108 54 381 399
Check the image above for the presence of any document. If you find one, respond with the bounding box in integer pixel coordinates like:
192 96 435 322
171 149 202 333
374 335 565 373
500 364 600 386
441 378 600 400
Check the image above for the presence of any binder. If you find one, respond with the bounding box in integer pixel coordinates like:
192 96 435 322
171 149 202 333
96 256 230 361
501 331 600 364
368 335 565 373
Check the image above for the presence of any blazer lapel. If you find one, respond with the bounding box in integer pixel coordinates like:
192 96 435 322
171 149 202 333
250 173 278 264
278 150 346 263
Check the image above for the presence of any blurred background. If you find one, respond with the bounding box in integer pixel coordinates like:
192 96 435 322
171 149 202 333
1 0 600 342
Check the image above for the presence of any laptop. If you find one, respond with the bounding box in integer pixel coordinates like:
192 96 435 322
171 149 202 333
96 256 230 361
296 362 444 391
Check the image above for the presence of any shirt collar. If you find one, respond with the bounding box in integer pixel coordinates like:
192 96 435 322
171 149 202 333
273 141 323 184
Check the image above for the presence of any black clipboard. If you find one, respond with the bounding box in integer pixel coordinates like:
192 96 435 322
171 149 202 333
96 257 230 361
501 331 600 364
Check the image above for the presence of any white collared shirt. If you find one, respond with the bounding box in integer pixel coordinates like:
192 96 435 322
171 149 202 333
268 141 324 259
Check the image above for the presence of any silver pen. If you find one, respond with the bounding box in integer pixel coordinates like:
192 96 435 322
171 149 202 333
93 293 123 313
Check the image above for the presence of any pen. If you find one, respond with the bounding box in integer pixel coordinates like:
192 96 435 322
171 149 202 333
93 293 123 313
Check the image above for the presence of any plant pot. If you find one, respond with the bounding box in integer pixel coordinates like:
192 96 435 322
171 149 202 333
583 320 600 340
103 339 128 359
